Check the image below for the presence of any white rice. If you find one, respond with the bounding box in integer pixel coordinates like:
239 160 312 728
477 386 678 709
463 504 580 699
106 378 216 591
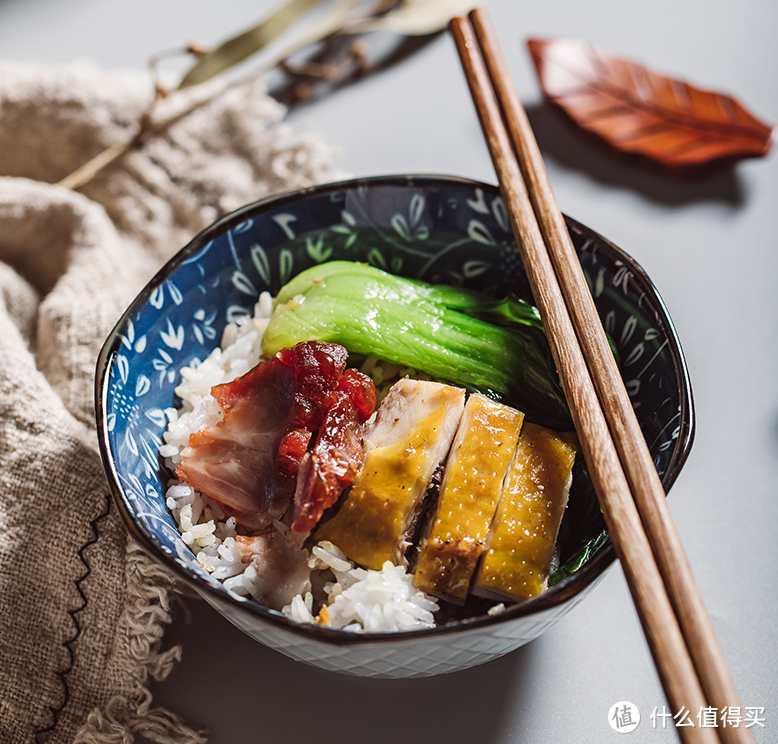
283 542 438 632
161 292 439 632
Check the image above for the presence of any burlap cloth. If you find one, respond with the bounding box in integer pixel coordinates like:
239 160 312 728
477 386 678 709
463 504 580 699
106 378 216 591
0 62 341 743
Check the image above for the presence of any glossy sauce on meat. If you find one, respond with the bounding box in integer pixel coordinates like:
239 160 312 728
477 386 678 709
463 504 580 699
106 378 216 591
314 379 465 569
176 341 374 532
413 394 525 603
473 423 577 601
291 369 376 533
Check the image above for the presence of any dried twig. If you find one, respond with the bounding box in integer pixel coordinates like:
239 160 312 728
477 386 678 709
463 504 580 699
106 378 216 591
56 0 471 191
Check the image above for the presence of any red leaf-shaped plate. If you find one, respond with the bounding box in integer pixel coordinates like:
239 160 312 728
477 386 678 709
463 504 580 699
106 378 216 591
528 38 774 168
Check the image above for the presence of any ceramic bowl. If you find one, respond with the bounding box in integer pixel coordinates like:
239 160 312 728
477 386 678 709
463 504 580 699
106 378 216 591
96 175 694 678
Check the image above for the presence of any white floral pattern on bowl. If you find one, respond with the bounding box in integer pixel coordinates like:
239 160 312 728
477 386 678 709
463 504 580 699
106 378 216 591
96 175 694 677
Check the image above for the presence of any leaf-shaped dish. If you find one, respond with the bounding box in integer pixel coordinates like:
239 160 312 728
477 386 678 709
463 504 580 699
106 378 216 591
528 37 774 169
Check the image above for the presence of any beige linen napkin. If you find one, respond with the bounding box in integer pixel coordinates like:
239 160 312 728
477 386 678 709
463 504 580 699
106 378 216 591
0 61 340 743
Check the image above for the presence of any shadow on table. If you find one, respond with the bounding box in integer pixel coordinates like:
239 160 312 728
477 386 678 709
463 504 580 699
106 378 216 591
151 598 537 744
525 104 746 209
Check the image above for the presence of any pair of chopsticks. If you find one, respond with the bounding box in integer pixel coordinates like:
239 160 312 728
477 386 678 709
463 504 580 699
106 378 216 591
450 10 752 744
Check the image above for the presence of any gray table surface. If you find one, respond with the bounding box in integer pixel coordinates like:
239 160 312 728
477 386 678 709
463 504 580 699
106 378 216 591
3 0 776 741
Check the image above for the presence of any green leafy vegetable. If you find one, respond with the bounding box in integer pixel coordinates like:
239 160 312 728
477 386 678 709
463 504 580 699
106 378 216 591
548 530 608 587
262 261 571 426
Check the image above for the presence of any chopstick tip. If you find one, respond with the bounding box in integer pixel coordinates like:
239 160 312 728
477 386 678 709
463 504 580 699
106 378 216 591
448 15 465 31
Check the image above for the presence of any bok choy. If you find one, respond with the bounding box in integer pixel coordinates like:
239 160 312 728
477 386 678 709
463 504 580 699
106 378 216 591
261 261 570 426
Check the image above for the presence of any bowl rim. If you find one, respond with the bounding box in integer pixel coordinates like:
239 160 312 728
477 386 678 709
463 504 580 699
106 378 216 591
95 173 695 645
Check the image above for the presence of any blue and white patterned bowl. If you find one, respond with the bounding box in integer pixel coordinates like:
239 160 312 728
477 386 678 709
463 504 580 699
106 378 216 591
95 175 694 678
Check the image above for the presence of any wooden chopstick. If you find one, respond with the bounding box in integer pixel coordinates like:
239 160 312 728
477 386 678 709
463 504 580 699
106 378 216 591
450 10 752 744
464 10 753 744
